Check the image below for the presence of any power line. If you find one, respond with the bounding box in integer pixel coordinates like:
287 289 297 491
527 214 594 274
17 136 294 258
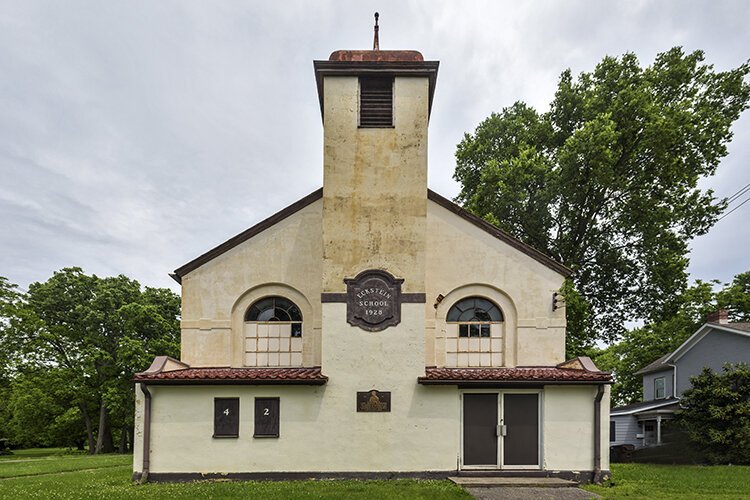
718 194 750 221
726 182 750 204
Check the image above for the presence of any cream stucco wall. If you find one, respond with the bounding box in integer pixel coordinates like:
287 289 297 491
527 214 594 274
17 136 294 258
543 385 610 471
179 199 323 367
321 76 427 293
134 382 609 474
426 201 566 367
135 307 461 473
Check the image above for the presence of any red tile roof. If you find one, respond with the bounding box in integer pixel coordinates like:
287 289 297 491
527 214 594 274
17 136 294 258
418 366 611 385
328 50 424 62
134 367 328 385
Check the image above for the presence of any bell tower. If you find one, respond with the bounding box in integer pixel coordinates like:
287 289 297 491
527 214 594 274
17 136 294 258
313 15 439 294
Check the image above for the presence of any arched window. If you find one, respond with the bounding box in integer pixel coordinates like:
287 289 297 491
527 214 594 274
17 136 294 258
447 297 503 337
445 296 504 367
244 296 303 367
245 296 303 336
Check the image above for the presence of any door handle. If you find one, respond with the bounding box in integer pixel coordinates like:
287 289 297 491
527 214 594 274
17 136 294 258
496 425 507 436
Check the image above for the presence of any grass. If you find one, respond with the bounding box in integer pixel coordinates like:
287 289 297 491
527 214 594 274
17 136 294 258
3 450 750 499
582 463 750 499
0 448 129 479
0 450 469 500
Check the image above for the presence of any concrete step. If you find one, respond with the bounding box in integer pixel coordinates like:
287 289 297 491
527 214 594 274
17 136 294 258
449 477 577 488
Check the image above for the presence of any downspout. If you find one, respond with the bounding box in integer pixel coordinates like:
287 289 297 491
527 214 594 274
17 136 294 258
593 384 605 483
139 383 152 484
668 362 678 399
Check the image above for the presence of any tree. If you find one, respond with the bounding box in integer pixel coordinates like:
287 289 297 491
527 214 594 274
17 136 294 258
678 363 750 464
2 268 180 453
717 270 750 321
454 48 750 352
0 276 22 444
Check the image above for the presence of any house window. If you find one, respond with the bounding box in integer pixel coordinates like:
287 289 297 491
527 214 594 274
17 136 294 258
244 297 303 367
359 77 393 128
654 377 666 399
610 421 616 442
446 297 504 367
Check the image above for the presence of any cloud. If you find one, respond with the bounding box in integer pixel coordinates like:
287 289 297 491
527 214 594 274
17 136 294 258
1 0 748 293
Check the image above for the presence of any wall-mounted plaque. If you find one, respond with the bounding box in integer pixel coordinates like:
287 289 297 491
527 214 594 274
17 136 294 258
357 390 391 412
345 269 404 331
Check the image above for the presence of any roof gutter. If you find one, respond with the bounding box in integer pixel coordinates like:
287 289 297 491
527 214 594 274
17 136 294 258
417 378 611 386
139 383 152 484
134 378 328 386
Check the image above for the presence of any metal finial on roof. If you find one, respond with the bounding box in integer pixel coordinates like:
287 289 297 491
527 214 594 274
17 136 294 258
373 12 380 51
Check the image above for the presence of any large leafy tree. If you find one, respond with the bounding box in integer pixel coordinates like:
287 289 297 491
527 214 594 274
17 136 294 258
1 269 180 453
454 48 750 352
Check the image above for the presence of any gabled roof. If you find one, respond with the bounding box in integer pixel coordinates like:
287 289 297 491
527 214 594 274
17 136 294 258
610 397 680 416
668 322 750 363
426 191 571 277
634 354 671 375
170 189 571 283
171 188 323 283
635 322 750 375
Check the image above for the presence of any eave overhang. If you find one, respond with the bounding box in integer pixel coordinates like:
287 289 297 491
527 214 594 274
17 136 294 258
313 59 439 121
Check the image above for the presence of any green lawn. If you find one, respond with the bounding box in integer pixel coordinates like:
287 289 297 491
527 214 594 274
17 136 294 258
3 451 750 500
583 463 750 499
0 450 469 500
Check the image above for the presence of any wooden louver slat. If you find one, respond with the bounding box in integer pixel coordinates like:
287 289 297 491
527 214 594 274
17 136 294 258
360 77 393 127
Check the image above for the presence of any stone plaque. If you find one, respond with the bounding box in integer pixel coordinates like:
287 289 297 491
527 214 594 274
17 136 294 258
357 390 391 412
345 269 404 331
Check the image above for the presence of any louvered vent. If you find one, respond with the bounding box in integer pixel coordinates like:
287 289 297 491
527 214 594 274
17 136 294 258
359 77 393 127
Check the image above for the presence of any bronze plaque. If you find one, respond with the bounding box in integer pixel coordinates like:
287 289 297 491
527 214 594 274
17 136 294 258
345 269 404 331
357 390 391 412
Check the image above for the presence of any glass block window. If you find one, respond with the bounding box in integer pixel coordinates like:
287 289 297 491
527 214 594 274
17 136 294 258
244 297 303 367
446 297 504 367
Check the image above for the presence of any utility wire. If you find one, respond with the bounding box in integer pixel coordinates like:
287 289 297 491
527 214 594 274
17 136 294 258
726 182 750 204
718 194 750 221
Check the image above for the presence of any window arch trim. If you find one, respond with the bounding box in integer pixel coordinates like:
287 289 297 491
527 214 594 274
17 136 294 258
447 297 503 323
245 296 303 323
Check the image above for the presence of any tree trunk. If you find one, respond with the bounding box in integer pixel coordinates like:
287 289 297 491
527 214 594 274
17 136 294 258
78 403 95 455
128 426 134 454
118 425 128 453
95 401 115 454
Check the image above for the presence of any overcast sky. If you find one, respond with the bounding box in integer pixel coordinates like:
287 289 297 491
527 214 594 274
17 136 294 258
1 0 749 295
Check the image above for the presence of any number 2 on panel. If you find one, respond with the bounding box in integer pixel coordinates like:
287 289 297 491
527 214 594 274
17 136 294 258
264 408 270 416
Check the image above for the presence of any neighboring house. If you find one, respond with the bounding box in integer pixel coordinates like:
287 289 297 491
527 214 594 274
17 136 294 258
132 37 612 483
610 310 750 449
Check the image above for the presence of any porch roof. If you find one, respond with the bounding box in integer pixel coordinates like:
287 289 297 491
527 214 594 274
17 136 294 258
134 366 328 385
417 365 611 386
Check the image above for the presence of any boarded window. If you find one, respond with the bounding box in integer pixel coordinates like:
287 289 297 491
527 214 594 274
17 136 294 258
610 421 616 442
359 77 393 128
214 398 239 438
254 398 280 438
